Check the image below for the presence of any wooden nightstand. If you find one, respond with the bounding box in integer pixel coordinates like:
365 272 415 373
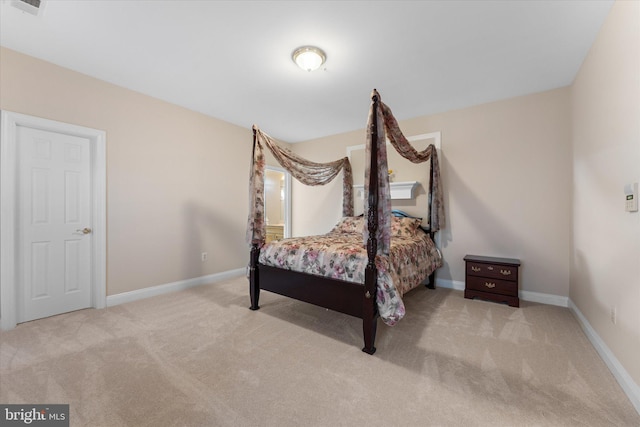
464 255 520 307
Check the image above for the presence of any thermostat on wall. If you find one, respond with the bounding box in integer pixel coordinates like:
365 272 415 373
624 182 638 212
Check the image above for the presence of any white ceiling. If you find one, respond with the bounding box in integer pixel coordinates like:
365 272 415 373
0 0 613 142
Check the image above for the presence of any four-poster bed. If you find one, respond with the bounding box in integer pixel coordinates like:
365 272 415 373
247 90 444 354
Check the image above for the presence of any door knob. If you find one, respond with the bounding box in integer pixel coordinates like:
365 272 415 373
76 227 92 234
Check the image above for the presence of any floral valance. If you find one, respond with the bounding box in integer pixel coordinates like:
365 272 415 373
246 126 353 245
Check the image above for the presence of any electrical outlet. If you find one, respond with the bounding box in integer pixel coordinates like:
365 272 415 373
201 252 208 262
610 306 617 325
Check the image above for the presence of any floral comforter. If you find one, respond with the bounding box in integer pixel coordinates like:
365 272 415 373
258 217 442 326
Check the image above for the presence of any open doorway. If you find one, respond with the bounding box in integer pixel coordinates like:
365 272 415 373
264 166 291 242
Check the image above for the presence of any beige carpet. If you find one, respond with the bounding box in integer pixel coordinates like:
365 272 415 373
1 276 638 426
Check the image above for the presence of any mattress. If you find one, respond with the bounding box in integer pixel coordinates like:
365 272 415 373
258 216 443 325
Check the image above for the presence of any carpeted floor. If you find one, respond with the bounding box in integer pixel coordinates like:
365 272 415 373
1 276 638 426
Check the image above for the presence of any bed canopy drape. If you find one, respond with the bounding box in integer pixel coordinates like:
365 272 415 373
360 89 446 256
246 126 353 246
380 99 444 233
246 89 444 251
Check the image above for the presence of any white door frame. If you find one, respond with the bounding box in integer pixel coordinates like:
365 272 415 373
1 111 107 330
265 166 292 238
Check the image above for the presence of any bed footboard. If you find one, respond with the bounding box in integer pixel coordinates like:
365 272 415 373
258 265 365 317
249 251 379 354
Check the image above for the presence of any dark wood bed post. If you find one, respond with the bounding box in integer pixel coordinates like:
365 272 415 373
249 244 260 310
249 127 261 311
426 154 436 290
362 92 380 355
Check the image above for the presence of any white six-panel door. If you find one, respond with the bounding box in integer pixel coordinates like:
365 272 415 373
17 126 93 322
1 111 106 330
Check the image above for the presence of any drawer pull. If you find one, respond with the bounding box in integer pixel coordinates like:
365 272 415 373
471 266 481 272
485 282 496 289
500 269 512 276
487 266 494 271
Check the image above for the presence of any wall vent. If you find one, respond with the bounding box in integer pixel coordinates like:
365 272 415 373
11 0 44 16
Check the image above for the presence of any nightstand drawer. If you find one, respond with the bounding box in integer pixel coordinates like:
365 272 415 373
466 262 518 281
466 276 517 297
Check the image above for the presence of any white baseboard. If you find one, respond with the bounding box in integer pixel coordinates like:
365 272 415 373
568 299 640 415
436 278 465 291
520 290 568 307
435 279 569 307
107 268 245 307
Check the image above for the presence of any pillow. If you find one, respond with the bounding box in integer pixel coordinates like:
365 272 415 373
391 216 422 237
331 216 421 236
330 216 364 234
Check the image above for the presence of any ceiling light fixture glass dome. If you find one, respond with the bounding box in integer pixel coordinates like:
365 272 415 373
292 46 326 72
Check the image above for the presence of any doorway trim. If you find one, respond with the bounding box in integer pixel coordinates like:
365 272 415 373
0 111 107 330
265 166 292 238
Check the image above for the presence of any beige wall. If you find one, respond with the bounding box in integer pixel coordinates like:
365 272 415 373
292 88 572 297
0 47 251 296
291 130 365 237
571 0 640 385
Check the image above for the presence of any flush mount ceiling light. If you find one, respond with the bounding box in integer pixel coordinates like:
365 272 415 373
292 46 326 72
